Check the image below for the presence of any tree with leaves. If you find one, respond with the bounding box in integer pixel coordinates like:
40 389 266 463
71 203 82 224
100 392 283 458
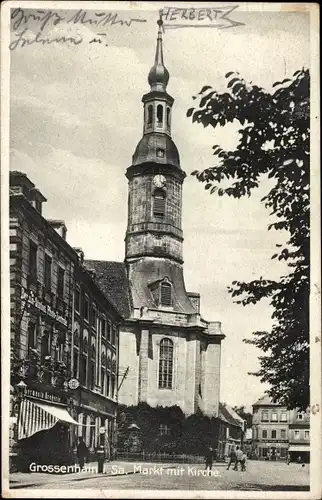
187 69 309 410
232 406 252 429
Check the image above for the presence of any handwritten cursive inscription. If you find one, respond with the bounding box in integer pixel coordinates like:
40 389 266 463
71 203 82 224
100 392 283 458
9 28 83 51
161 6 245 29
9 8 147 51
66 9 147 28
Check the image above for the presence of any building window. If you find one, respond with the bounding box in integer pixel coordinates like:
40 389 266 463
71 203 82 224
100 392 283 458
158 338 173 389
73 347 79 378
160 280 172 306
29 240 38 282
75 288 80 312
28 321 37 349
91 360 95 389
84 297 89 321
280 412 287 422
261 412 269 422
112 326 116 346
106 374 110 397
262 429 267 439
41 331 50 362
92 307 97 328
107 321 111 342
271 412 278 422
166 107 170 127
304 430 310 440
156 148 165 158
157 104 163 126
297 411 304 420
147 105 153 125
271 430 277 439
101 318 106 338
81 355 87 386
44 254 52 290
159 424 171 436
101 369 105 394
111 376 115 399
280 429 286 439
294 430 300 440
57 267 65 297
153 188 166 219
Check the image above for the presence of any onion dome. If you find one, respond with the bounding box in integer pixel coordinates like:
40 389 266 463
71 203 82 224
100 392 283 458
148 19 169 91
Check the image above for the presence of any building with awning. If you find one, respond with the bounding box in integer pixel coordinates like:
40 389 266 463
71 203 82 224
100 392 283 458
18 397 80 441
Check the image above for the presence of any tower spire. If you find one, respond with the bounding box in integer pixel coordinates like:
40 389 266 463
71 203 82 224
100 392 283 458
148 14 169 91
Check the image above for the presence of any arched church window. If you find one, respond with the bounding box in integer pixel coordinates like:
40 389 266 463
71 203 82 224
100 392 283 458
157 104 163 126
160 280 172 306
147 105 153 126
159 338 173 389
166 107 171 127
153 188 166 219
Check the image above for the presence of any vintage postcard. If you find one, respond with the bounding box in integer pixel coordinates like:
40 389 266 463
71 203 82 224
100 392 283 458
1 1 320 498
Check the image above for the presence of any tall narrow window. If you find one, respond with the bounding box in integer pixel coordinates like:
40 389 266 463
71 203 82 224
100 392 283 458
147 105 153 125
158 338 173 389
44 254 52 290
81 354 87 386
160 281 172 306
166 107 171 127
28 321 37 349
75 288 80 312
57 267 65 297
84 297 89 321
157 104 163 126
153 189 166 219
29 241 38 282
73 346 79 378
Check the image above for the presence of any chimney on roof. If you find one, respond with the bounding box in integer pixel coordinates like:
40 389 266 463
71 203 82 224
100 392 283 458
10 171 47 214
48 220 67 240
73 247 84 264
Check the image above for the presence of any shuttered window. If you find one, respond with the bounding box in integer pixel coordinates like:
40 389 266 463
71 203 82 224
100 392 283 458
159 338 173 389
160 281 172 306
153 189 166 218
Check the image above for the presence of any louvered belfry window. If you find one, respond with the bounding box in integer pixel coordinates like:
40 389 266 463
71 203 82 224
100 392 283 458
153 189 166 218
159 338 173 389
160 281 172 306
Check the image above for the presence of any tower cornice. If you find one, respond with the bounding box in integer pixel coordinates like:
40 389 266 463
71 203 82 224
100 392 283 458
126 162 186 182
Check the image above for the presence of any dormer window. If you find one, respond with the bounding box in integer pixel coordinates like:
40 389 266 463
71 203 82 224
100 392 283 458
160 279 172 306
157 148 164 158
153 188 166 219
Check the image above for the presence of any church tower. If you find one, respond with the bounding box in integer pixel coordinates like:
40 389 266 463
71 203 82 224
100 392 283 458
125 18 185 267
116 18 225 416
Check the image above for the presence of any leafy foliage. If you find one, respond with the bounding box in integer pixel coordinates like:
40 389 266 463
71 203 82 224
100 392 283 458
187 69 310 410
232 405 252 428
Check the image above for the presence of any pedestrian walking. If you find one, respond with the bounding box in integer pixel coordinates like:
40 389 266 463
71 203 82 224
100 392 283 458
233 446 244 471
286 452 291 465
240 451 247 471
226 448 237 470
77 437 88 469
204 446 214 471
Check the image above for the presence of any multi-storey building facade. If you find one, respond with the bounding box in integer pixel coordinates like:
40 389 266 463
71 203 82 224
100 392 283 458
288 408 310 462
252 395 310 462
86 18 224 418
9 172 122 468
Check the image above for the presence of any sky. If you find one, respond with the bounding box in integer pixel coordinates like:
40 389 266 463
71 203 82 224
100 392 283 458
8 2 311 410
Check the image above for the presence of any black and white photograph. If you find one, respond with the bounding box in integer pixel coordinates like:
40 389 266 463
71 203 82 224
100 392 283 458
1 1 320 498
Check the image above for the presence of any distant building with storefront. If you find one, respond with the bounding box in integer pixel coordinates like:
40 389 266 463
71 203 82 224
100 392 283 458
252 395 310 462
9 171 122 469
217 403 245 458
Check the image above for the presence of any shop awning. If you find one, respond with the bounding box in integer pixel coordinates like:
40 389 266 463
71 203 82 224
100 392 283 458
289 445 310 452
18 398 79 440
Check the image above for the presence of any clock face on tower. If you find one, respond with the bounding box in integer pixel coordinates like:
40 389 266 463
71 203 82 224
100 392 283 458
153 175 166 188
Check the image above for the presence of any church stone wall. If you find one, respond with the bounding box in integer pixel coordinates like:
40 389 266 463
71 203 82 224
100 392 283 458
118 327 140 406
